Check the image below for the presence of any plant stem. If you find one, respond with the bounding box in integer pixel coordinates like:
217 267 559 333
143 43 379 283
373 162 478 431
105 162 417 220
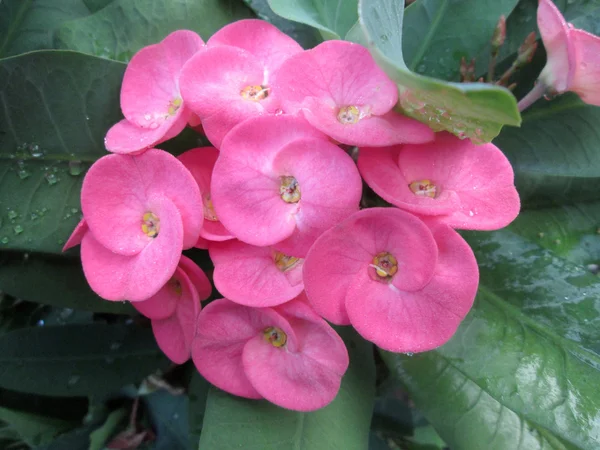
517 82 547 112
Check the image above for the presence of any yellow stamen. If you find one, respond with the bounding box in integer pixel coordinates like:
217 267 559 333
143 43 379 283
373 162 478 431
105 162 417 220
141 211 160 238
203 194 219 221
409 179 437 198
337 105 360 124
263 326 287 347
167 277 182 296
273 251 301 272
168 97 183 116
240 85 269 101
370 252 398 281
279 176 301 203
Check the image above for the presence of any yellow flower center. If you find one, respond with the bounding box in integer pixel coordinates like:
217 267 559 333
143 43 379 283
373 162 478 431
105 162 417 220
203 194 219 221
168 97 183 116
409 179 437 198
167 277 182 296
370 252 398 282
337 105 360 124
263 326 287 348
240 85 269 101
279 176 301 203
141 212 160 238
273 251 301 272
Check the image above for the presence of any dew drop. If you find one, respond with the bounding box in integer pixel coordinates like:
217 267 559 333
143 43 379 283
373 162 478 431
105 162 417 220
28 144 43 158
36 319 45 327
110 342 122 351
405 352 414 357
0 237 8 244
417 64 426 73
45 173 58 185
13 225 23 235
17 169 31 179
67 375 80 386
7 210 17 220
30 213 38 220
68 161 84 176
70 208 79 214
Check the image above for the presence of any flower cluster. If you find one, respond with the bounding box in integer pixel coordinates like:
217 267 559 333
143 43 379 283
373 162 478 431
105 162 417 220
65 18 525 411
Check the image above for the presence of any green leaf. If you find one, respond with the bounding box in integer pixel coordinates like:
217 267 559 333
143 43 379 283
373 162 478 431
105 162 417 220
188 372 210 445
145 390 189 450
402 0 519 80
0 323 169 397
83 0 115 13
382 216 600 449
267 0 358 40
243 0 322 48
0 51 124 161
507 202 600 267
358 0 521 143
55 0 255 62
0 51 124 253
0 254 134 314
0 0 94 58
198 327 375 449
89 408 127 450
0 406 75 447
494 93 600 207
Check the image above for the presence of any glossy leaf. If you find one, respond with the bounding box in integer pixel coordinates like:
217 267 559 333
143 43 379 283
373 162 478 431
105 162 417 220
0 51 124 161
55 0 255 62
402 0 519 80
0 254 134 314
0 51 121 253
382 216 600 449
0 323 169 397
243 0 322 48
267 0 357 40
358 0 521 143
494 94 600 207
0 0 94 58
198 327 375 449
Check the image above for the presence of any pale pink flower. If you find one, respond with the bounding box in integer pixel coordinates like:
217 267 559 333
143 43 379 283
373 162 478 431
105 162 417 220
274 40 434 146
178 147 234 242
78 149 203 301
520 0 600 109
105 30 204 154
192 295 349 411
209 240 303 307
211 115 362 256
133 255 211 364
303 208 479 353
179 20 302 147
358 132 520 230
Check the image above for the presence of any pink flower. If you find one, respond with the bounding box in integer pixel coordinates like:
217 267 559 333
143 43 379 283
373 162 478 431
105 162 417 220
62 219 88 251
192 295 349 411
211 115 362 256
537 0 600 105
303 208 479 353
209 240 303 307
357 132 520 230
179 20 302 147
133 255 211 364
274 40 434 146
105 30 204 154
178 147 234 242
78 149 203 301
